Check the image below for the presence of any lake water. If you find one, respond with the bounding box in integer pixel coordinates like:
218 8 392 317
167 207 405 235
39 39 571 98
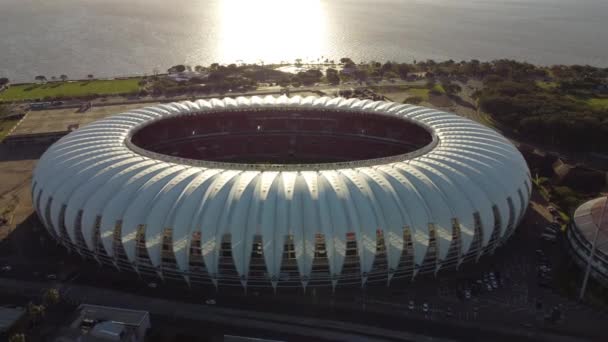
1 0 607 82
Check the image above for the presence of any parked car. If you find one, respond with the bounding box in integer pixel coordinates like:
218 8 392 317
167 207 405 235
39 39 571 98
422 303 429 313
544 226 558 233
408 300 415 310
541 233 557 242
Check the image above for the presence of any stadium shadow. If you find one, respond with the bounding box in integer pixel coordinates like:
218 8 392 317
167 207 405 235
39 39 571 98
0 144 47 162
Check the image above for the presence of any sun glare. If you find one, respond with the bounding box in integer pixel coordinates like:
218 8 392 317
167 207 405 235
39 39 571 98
218 0 327 64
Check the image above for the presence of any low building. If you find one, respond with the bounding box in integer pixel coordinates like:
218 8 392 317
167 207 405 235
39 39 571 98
552 159 606 192
54 304 150 342
567 197 608 286
166 71 208 83
0 306 27 339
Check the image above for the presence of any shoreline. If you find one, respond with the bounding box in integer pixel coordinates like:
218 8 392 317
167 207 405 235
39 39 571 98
3 58 608 85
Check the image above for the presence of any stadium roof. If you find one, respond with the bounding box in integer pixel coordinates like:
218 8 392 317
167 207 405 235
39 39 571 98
32 96 531 289
573 197 608 257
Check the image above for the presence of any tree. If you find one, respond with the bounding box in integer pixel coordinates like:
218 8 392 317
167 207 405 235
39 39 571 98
353 68 369 82
295 58 303 67
340 57 355 66
9 334 26 342
397 64 410 79
403 96 423 105
194 65 204 72
293 69 323 86
87 74 94 79
0 77 9 87
326 68 340 85
339 89 353 98
210 63 220 71
51 76 57 82
60 74 68 82
34 75 47 84
167 65 186 73
381 61 394 74
441 80 462 95
44 288 60 305
27 302 45 325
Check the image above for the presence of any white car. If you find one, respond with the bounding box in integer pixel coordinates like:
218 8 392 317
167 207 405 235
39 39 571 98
486 283 492 292
541 233 557 242
422 303 429 313
205 299 217 305
147 282 158 288
1 265 11 272
47 274 57 280
408 300 415 310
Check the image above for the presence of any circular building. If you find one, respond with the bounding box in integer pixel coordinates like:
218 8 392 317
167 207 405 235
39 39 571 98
568 197 608 286
32 96 531 290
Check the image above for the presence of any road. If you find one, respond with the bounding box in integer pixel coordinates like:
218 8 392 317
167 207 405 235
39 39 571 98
0 276 594 342
0 277 449 342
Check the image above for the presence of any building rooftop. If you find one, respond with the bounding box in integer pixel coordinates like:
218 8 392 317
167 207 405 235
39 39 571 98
54 304 150 342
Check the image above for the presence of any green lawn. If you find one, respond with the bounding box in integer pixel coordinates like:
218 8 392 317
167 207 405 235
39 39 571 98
0 118 20 141
536 81 558 90
586 97 608 109
431 84 445 94
407 87 430 100
0 79 142 101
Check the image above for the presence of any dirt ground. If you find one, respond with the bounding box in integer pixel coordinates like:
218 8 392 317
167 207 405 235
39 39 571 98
9 102 160 136
0 144 43 241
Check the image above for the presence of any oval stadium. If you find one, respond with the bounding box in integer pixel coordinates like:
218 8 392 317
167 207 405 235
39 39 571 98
31 96 531 290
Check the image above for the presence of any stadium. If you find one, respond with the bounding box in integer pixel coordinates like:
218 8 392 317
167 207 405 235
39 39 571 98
31 96 531 290
568 197 608 286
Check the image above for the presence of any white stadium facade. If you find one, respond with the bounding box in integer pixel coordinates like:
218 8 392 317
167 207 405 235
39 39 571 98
32 96 531 290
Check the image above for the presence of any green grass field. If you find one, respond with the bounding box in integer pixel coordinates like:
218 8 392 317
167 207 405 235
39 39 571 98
407 87 430 100
0 79 142 101
586 97 608 109
431 84 445 94
0 118 20 141
536 81 558 90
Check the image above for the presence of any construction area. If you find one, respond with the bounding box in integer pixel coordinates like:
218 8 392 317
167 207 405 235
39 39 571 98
0 102 155 246
3 103 158 146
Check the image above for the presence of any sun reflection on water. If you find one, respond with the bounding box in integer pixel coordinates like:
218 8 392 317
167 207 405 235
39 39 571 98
218 0 327 64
